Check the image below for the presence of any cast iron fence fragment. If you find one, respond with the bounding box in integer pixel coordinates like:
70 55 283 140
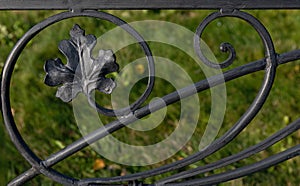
0 1 300 185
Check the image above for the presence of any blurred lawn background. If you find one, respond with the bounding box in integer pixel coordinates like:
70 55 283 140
0 10 300 185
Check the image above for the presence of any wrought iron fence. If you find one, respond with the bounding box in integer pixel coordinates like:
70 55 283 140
1 0 300 185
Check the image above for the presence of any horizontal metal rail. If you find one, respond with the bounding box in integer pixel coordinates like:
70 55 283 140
1 0 300 10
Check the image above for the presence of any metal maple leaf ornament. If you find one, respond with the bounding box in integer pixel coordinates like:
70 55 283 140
44 24 119 102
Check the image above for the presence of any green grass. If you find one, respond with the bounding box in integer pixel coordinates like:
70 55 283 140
0 9 300 185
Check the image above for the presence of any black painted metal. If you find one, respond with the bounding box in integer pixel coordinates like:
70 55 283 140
2 0 300 10
1 1 300 186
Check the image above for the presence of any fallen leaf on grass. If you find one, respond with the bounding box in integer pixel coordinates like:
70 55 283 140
93 158 106 170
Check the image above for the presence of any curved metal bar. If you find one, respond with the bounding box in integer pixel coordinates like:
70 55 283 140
156 118 300 185
169 144 300 186
77 9 278 185
195 13 236 69
2 10 154 185
194 9 276 69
